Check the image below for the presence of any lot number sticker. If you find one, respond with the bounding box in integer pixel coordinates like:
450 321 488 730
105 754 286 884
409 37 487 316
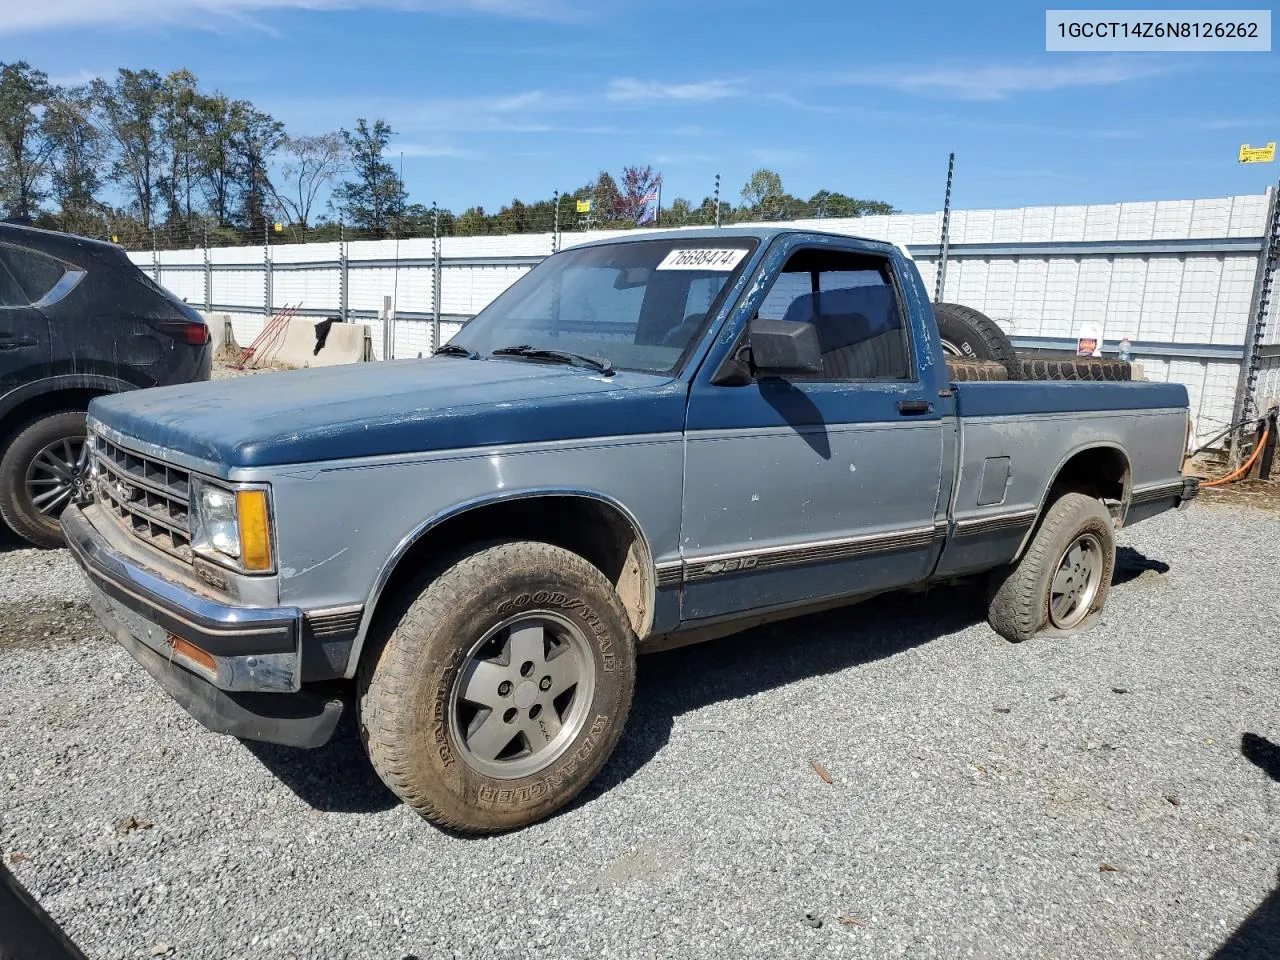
656 247 749 270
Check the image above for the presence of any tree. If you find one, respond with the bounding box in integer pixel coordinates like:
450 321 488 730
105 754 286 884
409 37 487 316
807 189 896 218
696 195 732 226
334 118 406 237
41 85 104 233
230 104 284 237
92 69 167 230
195 94 241 227
398 202 454 237
159 69 202 225
664 196 692 226
618 164 661 222
740 168 783 211
590 170 622 223
456 205 489 236
272 132 345 232
0 61 56 219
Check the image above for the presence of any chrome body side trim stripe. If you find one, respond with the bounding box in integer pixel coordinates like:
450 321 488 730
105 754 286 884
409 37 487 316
952 509 1039 537
654 562 683 588
680 525 936 583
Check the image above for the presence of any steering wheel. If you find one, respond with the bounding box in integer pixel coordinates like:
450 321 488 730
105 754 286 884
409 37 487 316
661 312 707 348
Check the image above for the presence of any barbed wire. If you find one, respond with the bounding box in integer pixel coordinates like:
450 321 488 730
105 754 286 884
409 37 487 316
89 198 861 252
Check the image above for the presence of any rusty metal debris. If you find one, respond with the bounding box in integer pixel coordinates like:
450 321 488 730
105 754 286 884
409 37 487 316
809 759 833 784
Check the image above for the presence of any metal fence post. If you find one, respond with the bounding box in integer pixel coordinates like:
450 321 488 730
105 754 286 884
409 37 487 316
432 201 442 353
934 152 956 303
552 190 560 254
713 174 722 228
1230 182 1279 465
381 295 393 361
203 228 211 312
151 228 160 282
339 220 348 323
263 222 272 319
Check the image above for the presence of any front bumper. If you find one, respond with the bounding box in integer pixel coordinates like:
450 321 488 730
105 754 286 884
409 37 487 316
62 505 343 748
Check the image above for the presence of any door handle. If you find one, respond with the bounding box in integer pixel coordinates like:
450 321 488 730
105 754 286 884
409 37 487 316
897 399 932 415
0 337 38 351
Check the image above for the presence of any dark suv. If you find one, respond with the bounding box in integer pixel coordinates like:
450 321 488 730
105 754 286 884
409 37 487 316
0 224 211 548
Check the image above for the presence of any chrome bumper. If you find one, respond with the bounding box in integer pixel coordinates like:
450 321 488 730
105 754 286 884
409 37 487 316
62 504 301 693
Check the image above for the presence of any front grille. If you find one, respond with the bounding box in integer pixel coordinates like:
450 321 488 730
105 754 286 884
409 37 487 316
90 430 193 561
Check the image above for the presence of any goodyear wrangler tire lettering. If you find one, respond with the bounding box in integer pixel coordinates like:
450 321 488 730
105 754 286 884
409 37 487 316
358 541 636 834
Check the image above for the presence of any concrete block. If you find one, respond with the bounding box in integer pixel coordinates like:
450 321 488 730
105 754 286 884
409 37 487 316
251 317 372 368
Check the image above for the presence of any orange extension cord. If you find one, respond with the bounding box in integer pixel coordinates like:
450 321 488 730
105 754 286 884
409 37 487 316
1201 426 1271 487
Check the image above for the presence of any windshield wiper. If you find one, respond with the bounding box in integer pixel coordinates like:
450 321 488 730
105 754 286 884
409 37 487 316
434 343 477 358
491 344 614 376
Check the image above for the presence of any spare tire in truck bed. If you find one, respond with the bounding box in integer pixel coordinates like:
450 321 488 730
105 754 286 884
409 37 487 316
945 358 1009 382
1013 356 1133 382
932 302 1019 376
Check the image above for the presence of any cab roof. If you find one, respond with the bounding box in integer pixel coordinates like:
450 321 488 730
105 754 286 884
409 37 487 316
564 226 913 260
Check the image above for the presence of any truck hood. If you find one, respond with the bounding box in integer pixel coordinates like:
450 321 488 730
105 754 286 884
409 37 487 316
88 357 687 469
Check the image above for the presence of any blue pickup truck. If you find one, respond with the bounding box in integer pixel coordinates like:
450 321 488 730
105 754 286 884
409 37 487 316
62 228 1197 832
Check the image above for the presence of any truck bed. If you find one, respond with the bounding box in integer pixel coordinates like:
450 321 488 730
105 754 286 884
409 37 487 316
935 379 1190 578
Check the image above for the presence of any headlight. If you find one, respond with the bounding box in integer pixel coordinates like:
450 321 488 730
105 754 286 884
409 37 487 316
190 478 274 573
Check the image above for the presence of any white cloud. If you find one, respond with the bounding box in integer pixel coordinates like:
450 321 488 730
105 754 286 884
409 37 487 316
748 147 807 166
0 0 570 34
47 69 104 88
1183 117 1278 131
606 78 743 103
831 58 1173 101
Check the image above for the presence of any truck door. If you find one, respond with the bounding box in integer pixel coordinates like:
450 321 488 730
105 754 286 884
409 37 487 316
0 243 53 398
679 240 945 621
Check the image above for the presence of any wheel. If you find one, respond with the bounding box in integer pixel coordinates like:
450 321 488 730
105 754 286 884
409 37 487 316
945 358 1009 382
1013 356 1132 382
932 302 1018 376
0 411 90 549
358 541 637 833
986 492 1116 642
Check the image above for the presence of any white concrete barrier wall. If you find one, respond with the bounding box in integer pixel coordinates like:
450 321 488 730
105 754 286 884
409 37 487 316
130 193 1275 441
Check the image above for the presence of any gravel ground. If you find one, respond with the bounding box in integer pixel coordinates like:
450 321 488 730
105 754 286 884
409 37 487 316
1 503 1278 960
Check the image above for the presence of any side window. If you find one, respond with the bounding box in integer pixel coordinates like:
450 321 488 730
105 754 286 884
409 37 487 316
756 248 910 381
0 257 25 308
0 244 68 307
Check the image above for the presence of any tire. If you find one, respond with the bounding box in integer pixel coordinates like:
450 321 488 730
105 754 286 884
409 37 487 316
1013 356 1132 382
932 302 1018 376
986 492 1116 643
0 411 89 549
945 358 1009 382
358 540 637 834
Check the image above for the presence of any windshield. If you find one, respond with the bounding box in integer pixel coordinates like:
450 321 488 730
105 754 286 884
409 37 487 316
448 237 759 375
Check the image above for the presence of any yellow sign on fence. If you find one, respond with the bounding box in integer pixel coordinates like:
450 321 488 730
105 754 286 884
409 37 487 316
576 199 591 213
1239 142 1276 164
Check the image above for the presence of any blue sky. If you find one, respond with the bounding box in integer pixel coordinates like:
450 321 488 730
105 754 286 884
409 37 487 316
3 0 1278 214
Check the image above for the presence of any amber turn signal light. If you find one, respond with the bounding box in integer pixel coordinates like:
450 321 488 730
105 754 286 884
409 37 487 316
166 634 216 673
236 489 272 572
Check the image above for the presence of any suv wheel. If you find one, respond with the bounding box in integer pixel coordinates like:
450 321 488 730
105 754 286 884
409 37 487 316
0 411 90 549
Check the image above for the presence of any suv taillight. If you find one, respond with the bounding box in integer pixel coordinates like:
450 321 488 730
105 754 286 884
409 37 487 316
158 320 211 346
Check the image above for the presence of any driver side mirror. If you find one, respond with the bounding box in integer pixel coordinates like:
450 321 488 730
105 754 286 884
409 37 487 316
748 319 822 376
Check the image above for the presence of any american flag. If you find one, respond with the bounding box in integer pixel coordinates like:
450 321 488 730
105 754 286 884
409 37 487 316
637 185 661 225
